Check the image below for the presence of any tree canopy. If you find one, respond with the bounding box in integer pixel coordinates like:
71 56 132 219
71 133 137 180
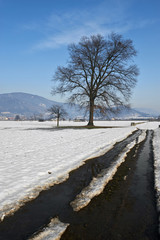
52 33 139 126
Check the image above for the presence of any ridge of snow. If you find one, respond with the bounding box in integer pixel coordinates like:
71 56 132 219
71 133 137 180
28 217 69 240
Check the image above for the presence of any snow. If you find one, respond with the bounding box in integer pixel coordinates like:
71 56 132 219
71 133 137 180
0 120 160 238
29 217 69 240
153 127 160 234
0 120 138 220
153 128 160 198
136 121 160 129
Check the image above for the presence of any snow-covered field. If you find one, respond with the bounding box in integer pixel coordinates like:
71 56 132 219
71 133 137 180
0 120 160 237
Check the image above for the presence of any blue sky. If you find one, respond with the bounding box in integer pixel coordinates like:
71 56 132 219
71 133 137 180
0 0 160 113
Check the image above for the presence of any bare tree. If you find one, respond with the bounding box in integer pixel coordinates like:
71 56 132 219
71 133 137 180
48 105 67 127
52 33 139 126
14 115 21 121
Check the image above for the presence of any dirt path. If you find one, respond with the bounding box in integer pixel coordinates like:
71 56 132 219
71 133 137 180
0 130 159 239
61 131 159 240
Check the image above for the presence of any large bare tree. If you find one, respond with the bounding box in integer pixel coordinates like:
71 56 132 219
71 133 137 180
52 33 139 126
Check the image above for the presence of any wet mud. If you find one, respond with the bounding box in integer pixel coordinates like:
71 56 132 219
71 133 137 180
0 130 141 240
61 131 159 240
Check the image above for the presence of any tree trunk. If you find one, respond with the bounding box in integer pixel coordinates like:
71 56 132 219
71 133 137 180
57 111 60 127
57 117 59 127
88 98 94 126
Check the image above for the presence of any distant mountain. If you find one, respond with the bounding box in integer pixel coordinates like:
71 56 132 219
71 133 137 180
0 92 85 119
109 107 154 119
0 92 57 117
134 108 159 116
0 92 157 120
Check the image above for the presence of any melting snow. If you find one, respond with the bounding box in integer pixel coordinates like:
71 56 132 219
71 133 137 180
29 217 69 240
0 120 137 220
0 120 159 224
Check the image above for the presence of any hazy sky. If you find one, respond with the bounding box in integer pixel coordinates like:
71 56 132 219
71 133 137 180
0 0 160 113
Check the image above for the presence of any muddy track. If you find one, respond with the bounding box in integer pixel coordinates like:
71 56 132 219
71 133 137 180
61 130 159 240
0 130 142 240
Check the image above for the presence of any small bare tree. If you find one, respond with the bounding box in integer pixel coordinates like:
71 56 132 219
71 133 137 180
52 33 139 126
48 105 67 127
